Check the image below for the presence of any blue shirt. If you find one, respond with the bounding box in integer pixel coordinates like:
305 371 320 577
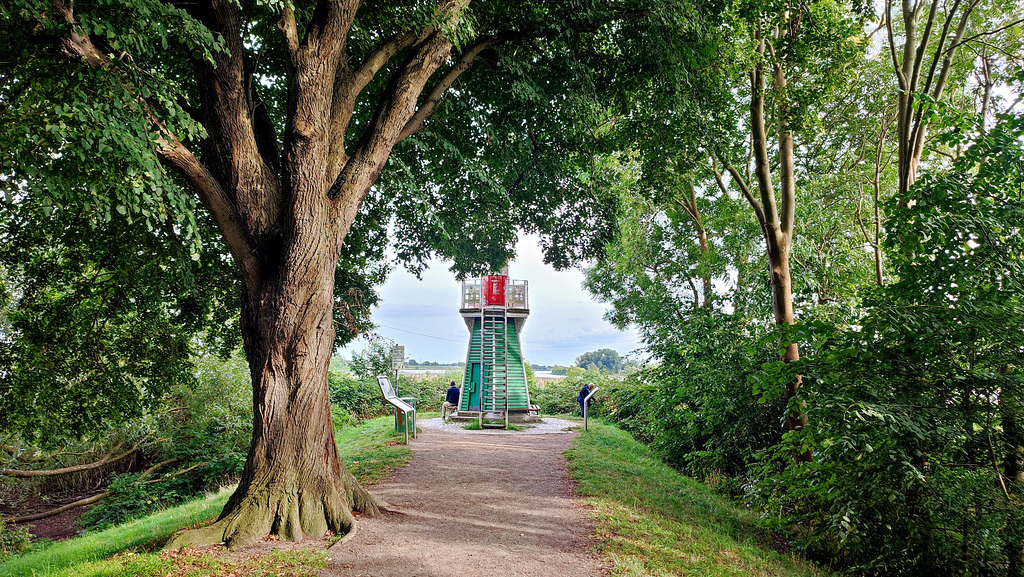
446 386 460 404
577 385 590 404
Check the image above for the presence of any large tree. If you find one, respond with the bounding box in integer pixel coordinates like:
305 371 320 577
0 0 716 547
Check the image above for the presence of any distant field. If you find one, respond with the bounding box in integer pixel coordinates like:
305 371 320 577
400 366 462 374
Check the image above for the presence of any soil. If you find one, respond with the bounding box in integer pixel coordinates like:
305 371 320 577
0 491 96 541
14 506 88 540
323 417 603 577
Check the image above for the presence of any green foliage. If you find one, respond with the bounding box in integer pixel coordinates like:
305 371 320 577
328 372 387 420
371 0 727 273
614 312 784 487
0 520 32 560
79 473 181 531
329 369 457 420
529 368 611 415
389 373 459 413
574 348 625 372
0 206 239 445
347 336 397 380
747 114 1024 575
0 417 410 577
74 350 251 531
0 0 214 225
566 421 829 577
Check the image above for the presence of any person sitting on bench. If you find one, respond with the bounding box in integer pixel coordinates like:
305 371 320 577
442 381 460 421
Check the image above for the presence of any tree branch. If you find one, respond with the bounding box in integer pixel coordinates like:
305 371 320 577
0 446 137 478
157 139 259 280
48 0 259 276
398 32 522 141
948 17 1024 52
6 458 187 525
885 1 908 89
279 3 300 71
9 491 110 524
328 31 419 178
330 26 459 210
712 154 766 227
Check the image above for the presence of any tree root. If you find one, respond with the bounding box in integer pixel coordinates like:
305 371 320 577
165 477 385 550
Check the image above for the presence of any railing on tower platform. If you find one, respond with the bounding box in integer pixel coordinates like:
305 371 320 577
505 280 528 309
460 278 529 310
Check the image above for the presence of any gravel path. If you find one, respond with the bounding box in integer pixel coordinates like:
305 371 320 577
323 418 602 577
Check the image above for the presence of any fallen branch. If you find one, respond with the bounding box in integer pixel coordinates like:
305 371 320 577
8 492 109 523
6 457 187 525
0 446 137 478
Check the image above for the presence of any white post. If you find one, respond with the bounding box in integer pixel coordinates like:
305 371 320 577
583 386 599 432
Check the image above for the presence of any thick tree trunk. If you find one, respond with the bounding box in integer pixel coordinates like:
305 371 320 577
167 234 383 549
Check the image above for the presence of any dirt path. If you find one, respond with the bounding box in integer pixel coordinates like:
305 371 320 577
323 418 603 577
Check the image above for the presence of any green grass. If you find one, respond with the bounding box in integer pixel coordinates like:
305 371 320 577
566 421 830 577
336 415 413 485
0 416 411 577
0 488 232 577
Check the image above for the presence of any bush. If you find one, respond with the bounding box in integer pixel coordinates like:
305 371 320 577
328 369 458 418
744 121 1024 576
0 520 32 559
611 315 782 488
77 349 252 531
394 372 461 413
529 368 614 416
79 471 189 530
329 372 387 420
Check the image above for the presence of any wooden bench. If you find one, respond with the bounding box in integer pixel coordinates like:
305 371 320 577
377 376 416 443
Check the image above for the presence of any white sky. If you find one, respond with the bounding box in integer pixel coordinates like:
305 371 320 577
340 232 643 366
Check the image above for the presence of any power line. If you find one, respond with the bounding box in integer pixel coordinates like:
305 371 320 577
375 322 467 343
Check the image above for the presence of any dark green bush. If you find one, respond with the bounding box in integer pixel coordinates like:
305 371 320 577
391 372 459 413
78 471 188 530
748 119 1024 576
529 369 592 415
0 520 33 559
328 372 386 420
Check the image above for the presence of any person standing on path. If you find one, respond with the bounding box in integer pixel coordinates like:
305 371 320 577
577 383 594 416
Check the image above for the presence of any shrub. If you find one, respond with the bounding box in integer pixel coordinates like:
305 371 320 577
529 368 613 416
0 520 32 559
329 372 387 420
328 369 457 418
78 349 251 531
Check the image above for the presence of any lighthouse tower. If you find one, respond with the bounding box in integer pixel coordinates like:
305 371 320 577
457 268 534 428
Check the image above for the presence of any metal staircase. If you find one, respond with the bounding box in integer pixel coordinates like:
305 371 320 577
479 307 509 428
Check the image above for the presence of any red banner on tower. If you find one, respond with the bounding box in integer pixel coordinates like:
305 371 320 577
483 275 507 306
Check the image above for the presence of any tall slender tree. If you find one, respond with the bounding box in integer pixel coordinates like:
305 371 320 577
712 1 864 457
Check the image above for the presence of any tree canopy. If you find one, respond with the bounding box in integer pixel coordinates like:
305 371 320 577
575 348 625 373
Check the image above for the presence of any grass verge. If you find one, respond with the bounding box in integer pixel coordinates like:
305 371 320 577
0 415 411 577
566 421 830 577
336 415 413 485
